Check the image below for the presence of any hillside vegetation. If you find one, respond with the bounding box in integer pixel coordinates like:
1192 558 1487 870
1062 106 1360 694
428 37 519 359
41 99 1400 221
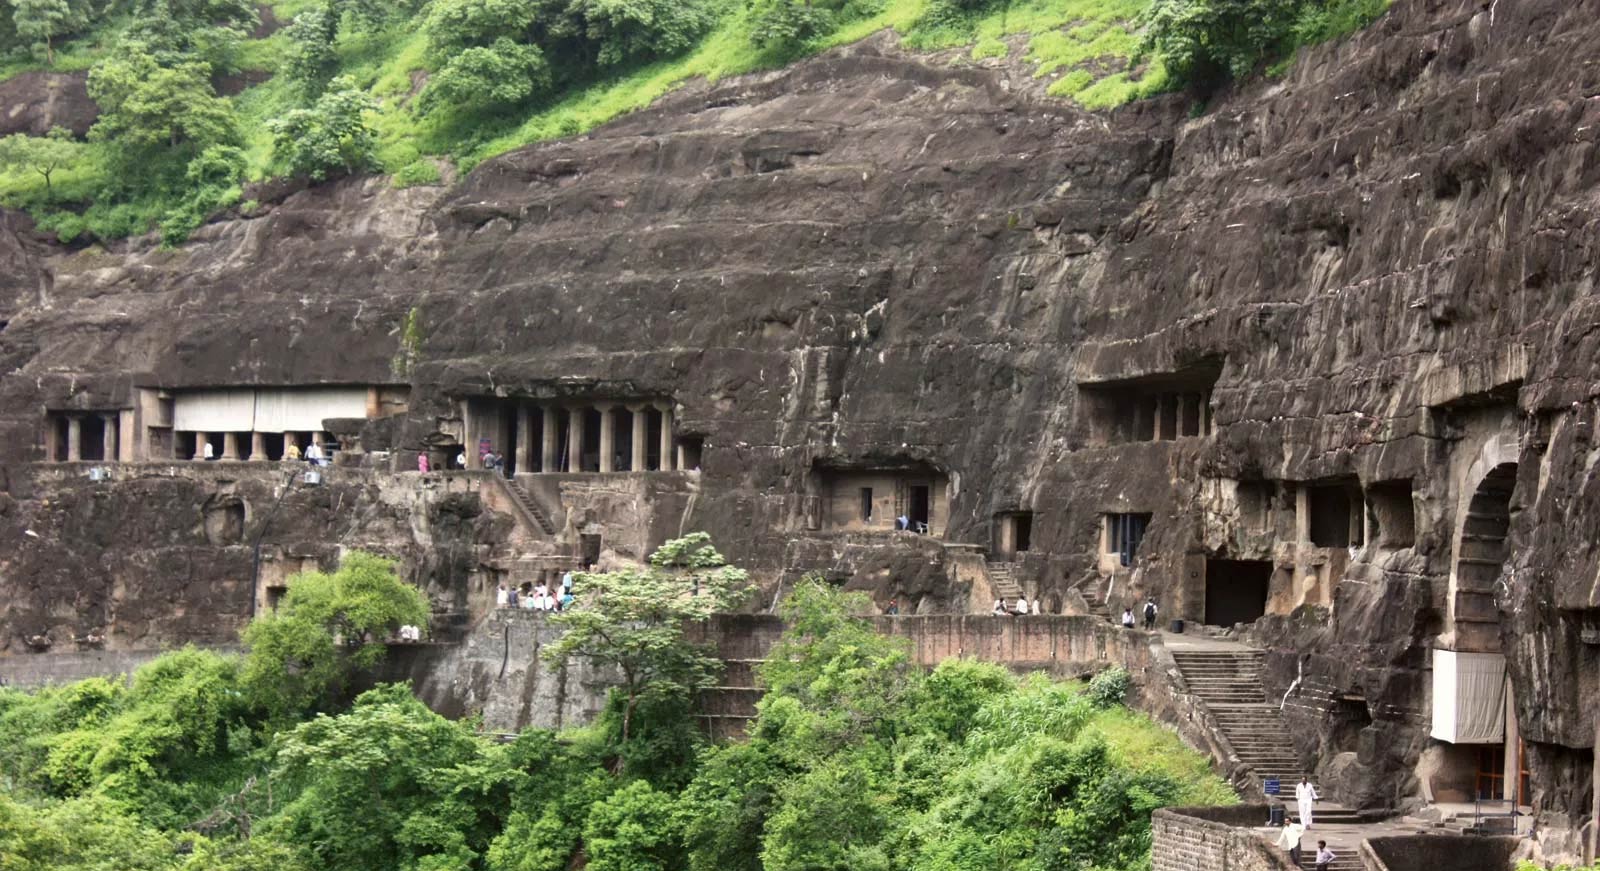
0 570 1235 871
0 0 1387 245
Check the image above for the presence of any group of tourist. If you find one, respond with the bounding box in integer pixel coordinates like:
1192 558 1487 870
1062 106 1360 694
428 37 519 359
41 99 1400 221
991 596 1041 616
395 624 423 642
1273 778 1334 869
496 570 577 612
197 440 327 464
1120 599 1161 630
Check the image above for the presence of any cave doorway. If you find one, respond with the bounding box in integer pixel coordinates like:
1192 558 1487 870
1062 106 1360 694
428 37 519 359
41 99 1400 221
1204 559 1272 627
503 410 520 477
79 416 106 461
580 533 603 569
615 410 634 472
907 485 931 533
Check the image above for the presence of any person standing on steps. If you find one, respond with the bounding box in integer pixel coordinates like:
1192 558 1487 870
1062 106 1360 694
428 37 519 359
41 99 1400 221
1142 598 1159 630
1296 776 1320 827
1313 840 1334 871
1275 818 1305 867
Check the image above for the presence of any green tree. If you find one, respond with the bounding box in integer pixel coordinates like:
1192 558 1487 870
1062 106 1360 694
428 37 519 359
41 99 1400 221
570 0 715 67
543 533 751 759
120 0 259 67
281 6 341 95
421 0 538 60
582 780 685 871
419 38 550 115
87 47 239 159
12 0 87 65
1136 0 1300 89
748 0 846 52
241 551 429 718
267 75 378 181
264 685 515 871
0 126 81 198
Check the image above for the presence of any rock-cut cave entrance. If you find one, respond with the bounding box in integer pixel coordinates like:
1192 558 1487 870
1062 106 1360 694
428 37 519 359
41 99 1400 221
1432 461 1525 804
1203 559 1272 627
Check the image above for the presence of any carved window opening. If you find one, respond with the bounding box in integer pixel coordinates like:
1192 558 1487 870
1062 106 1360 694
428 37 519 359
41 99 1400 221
1077 360 1222 445
1366 480 1415 548
678 435 704 471
1105 513 1151 567
580 533 603 568
859 487 874 523
995 511 1033 559
265 585 288 611
1308 480 1364 548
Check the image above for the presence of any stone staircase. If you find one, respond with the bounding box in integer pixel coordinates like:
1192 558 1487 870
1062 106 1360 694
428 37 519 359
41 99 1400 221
986 561 1023 601
1169 648 1307 787
498 476 558 535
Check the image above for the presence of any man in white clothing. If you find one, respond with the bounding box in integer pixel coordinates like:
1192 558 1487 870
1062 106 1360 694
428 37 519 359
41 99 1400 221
1014 596 1029 616
1274 819 1304 866
1295 777 1319 827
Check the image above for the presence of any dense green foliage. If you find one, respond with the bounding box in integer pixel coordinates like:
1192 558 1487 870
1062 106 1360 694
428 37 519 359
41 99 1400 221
1 557 1231 870
1136 0 1389 91
0 0 1387 243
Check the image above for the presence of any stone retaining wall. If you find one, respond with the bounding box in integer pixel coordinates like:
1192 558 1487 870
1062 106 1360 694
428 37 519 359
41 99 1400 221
1151 806 1297 871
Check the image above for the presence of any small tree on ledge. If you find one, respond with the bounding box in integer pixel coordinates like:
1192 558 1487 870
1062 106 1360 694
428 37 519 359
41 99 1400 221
543 533 752 767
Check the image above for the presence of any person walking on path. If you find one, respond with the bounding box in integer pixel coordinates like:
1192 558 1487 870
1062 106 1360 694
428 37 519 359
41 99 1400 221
1275 819 1305 867
1142 598 1159 630
1296 777 1320 827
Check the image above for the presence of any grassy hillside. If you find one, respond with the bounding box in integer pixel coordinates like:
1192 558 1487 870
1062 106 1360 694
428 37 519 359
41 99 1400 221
0 0 1385 245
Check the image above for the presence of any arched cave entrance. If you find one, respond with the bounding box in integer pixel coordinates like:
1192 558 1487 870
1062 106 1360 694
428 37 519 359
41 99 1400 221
1432 462 1524 803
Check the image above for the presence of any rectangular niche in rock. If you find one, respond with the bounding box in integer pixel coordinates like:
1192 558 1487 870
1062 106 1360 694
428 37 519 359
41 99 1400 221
994 511 1033 559
1365 480 1416 548
1306 479 1365 548
1076 358 1223 446
811 460 950 537
1104 513 1152 567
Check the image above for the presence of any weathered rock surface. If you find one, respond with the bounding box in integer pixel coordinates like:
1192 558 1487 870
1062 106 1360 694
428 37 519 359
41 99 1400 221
2 0 1599 856
0 71 97 137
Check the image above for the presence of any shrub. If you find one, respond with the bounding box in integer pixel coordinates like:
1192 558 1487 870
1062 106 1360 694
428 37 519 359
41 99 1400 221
1088 666 1132 708
266 76 379 181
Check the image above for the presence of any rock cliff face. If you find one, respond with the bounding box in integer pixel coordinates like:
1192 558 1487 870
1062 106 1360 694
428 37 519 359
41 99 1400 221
3 0 1599 854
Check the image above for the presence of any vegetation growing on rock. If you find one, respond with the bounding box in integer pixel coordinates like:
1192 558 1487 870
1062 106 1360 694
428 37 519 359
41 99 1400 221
0 0 1388 245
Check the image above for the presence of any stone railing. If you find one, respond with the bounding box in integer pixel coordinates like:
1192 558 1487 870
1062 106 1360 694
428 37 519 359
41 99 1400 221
1151 806 1298 871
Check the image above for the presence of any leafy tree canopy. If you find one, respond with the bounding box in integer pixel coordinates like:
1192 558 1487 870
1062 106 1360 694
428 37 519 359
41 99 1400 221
267 75 379 180
242 550 429 719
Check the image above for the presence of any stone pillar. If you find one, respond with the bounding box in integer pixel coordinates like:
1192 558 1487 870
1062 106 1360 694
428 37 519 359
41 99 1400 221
515 404 533 475
118 410 135 462
598 404 616 474
283 431 299 456
658 405 674 472
461 400 477 469
568 406 585 473
630 405 647 472
541 406 558 473
251 431 267 461
1504 681 1520 805
66 416 82 461
101 414 117 461
1591 714 1599 864
223 431 241 460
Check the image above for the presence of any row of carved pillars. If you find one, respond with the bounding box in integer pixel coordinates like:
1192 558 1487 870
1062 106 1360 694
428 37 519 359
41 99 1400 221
48 413 119 462
466 402 677 474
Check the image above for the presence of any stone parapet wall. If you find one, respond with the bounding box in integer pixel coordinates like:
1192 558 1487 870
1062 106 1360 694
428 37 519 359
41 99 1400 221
1150 807 1297 871
0 647 239 687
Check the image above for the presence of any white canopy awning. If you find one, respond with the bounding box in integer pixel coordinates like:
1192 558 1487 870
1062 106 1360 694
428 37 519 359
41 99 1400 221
1431 649 1507 744
173 388 370 432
